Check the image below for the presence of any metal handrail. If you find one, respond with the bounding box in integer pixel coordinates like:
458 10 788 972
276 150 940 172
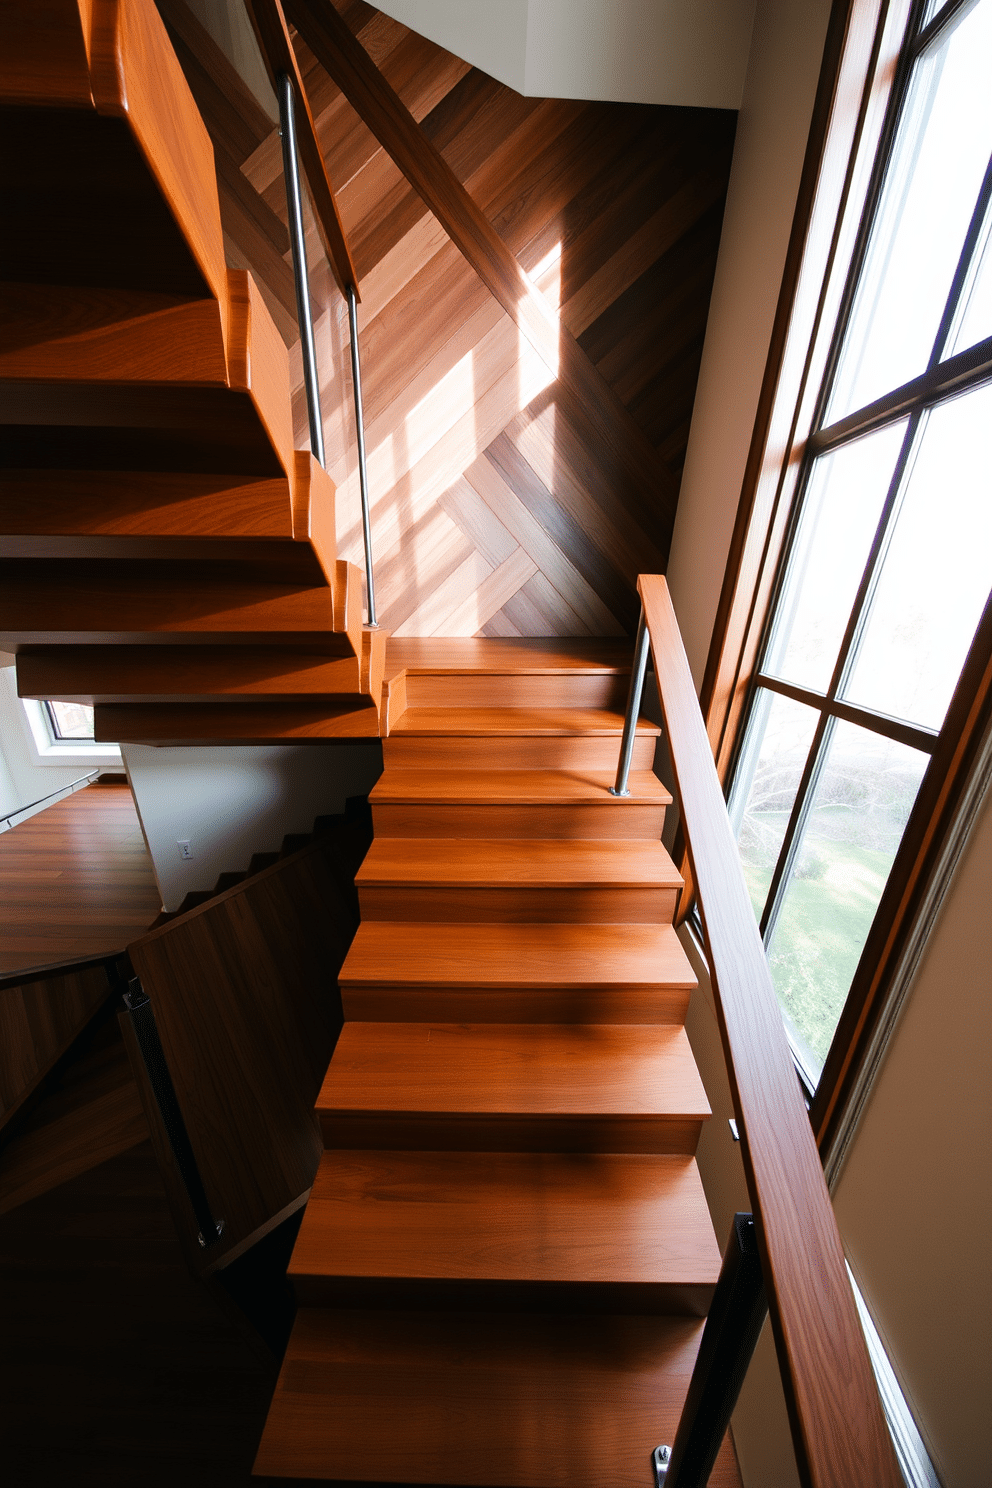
0 768 100 830
268 30 378 625
617 576 902 1488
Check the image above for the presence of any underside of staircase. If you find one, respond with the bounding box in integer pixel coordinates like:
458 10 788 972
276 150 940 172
0 0 383 743
254 639 741 1487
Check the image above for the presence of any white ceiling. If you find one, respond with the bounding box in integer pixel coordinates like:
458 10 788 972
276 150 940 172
371 0 757 109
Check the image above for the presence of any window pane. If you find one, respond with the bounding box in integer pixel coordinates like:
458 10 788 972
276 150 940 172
944 195 992 356
763 421 906 693
843 383 992 730
826 0 992 420
728 689 820 923
766 722 929 1077
46 701 95 739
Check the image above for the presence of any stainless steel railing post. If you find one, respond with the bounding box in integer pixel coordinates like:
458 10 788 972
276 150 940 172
278 72 325 468
610 604 650 796
346 282 377 627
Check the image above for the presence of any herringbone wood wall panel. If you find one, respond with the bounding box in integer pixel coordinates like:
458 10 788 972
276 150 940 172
161 0 734 637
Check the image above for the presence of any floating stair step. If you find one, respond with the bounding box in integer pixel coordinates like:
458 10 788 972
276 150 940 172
0 282 228 386
16 647 364 704
1 4 226 302
370 768 669 839
356 838 682 923
383 713 658 771
0 557 360 649
94 698 380 745
339 921 696 1023
317 1022 710 1153
253 1307 742 1487
290 1149 720 1314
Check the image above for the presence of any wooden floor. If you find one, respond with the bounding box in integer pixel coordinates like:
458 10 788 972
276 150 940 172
0 781 161 976
0 1142 284 1488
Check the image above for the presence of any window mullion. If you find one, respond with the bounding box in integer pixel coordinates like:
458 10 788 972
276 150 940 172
759 712 834 941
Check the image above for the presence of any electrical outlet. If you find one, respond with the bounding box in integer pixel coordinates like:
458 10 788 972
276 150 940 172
177 840 194 860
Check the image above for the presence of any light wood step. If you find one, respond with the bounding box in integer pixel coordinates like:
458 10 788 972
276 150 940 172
317 1022 710 1153
290 1149 720 1314
339 921 696 1023
253 1307 742 1487
383 710 658 770
370 768 669 839
403 672 630 710
356 838 682 923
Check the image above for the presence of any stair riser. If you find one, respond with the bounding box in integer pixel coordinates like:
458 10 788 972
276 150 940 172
320 1114 703 1154
291 1275 714 1317
339 985 691 1024
339 988 690 1023
404 674 629 710
371 802 667 839
382 734 657 770
357 886 679 923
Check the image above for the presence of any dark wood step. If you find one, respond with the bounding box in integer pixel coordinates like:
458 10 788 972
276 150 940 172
290 1148 720 1314
338 920 696 1023
317 1022 710 1153
253 1308 742 1486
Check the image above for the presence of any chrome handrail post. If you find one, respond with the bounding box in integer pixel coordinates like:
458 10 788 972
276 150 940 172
346 282 377 627
610 604 650 796
278 72 325 468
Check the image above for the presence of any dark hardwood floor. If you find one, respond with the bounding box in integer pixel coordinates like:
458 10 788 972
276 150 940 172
0 1141 283 1487
0 781 161 976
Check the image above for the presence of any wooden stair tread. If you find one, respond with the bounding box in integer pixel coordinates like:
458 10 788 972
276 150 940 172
390 707 660 736
317 1023 710 1119
370 768 670 805
340 922 695 991
253 1307 742 1487
357 838 682 889
384 637 636 675
291 1149 721 1286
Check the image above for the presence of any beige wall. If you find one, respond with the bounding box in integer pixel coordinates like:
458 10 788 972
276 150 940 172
373 0 757 108
833 776 992 1488
666 0 833 688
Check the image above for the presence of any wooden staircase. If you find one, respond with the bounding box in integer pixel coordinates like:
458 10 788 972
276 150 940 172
255 639 741 1487
0 0 383 743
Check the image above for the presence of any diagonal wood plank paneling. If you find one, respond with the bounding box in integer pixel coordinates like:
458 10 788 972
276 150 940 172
169 0 735 637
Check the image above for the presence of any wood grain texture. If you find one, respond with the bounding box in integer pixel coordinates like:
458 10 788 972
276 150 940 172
197 0 734 637
639 575 901 1488
0 1026 147 1216
0 960 114 1130
254 1308 741 1486
244 0 359 296
126 824 369 1271
0 785 160 977
290 1148 720 1313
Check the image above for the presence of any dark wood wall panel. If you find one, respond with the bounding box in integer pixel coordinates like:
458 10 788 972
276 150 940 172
177 0 735 637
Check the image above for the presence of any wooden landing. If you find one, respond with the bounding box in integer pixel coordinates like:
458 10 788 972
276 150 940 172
0 781 160 975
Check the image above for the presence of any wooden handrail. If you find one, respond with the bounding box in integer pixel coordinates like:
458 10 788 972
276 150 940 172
638 575 901 1488
243 0 359 298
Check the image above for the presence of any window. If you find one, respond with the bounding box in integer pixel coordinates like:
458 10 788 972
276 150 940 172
723 0 992 1092
44 700 96 741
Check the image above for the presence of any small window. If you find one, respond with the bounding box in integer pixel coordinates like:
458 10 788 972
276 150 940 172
44 701 96 741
